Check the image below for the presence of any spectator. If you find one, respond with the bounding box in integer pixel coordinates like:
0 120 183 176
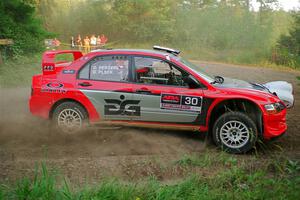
100 34 108 46
83 36 90 54
97 35 102 47
90 34 97 50
52 38 61 49
76 34 82 51
70 36 75 48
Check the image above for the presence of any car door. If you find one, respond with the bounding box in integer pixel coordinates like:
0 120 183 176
132 56 204 124
76 55 138 121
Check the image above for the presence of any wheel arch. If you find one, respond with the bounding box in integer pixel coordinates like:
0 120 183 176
208 98 263 137
49 98 89 119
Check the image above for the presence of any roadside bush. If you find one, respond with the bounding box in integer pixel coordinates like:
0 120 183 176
0 0 49 60
274 11 300 68
21 0 294 66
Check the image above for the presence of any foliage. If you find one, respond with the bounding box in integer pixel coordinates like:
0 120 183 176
0 53 41 87
110 0 175 43
0 0 296 66
0 0 49 59
174 6 274 64
0 162 300 200
29 0 293 66
274 11 300 68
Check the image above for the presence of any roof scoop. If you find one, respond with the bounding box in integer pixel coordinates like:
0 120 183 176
153 45 181 56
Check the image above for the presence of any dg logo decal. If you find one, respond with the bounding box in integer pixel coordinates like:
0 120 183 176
104 95 141 116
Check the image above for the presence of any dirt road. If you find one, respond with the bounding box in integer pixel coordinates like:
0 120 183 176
0 62 299 183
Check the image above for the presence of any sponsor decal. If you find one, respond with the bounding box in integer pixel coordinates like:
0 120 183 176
41 82 67 94
62 69 75 74
43 65 54 71
160 93 202 112
46 82 63 88
104 96 140 116
161 94 181 104
91 65 127 76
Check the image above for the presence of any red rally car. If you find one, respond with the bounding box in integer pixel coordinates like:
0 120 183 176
29 46 294 153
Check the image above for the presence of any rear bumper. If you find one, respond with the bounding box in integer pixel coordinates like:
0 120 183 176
262 109 287 140
29 95 52 119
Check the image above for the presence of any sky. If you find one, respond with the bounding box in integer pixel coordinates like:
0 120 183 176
252 0 299 11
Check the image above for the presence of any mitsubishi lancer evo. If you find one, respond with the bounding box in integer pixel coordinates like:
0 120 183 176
29 46 294 153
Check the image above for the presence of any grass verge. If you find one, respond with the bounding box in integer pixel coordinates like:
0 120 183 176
0 54 41 88
1 154 299 200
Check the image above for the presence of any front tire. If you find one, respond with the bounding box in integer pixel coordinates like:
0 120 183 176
52 102 88 133
212 112 257 154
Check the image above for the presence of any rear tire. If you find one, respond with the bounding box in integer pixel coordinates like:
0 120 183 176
212 112 257 154
52 102 88 134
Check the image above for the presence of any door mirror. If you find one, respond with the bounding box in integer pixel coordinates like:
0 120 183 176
184 75 201 89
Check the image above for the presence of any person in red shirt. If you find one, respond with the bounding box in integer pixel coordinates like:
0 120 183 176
100 34 108 46
52 38 61 50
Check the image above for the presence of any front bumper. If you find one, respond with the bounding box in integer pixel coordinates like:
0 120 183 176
269 131 286 141
262 109 287 140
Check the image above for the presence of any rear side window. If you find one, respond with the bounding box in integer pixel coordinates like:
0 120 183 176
79 55 129 82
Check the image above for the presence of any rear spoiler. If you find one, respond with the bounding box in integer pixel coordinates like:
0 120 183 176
42 50 83 75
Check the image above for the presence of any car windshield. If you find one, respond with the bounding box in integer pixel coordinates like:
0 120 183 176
179 57 215 83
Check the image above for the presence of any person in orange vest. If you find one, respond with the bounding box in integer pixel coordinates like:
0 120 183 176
83 36 90 54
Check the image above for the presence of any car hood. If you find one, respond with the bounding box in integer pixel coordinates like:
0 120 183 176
215 77 294 108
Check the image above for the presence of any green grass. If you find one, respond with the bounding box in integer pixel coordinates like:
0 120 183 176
175 151 237 168
1 152 299 200
0 54 41 88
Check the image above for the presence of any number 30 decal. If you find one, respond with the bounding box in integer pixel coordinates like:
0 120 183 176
182 96 202 107
184 97 199 106
161 94 202 112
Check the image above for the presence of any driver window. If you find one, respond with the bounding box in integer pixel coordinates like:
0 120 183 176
134 56 187 86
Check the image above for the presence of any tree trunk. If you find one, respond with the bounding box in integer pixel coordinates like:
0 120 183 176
0 53 3 65
245 0 250 11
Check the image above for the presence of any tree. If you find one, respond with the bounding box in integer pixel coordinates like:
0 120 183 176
275 11 300 68
0 0 49 58
257 0 279 11
110 0 175 43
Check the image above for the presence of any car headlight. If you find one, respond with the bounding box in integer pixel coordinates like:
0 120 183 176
264 102 286 114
